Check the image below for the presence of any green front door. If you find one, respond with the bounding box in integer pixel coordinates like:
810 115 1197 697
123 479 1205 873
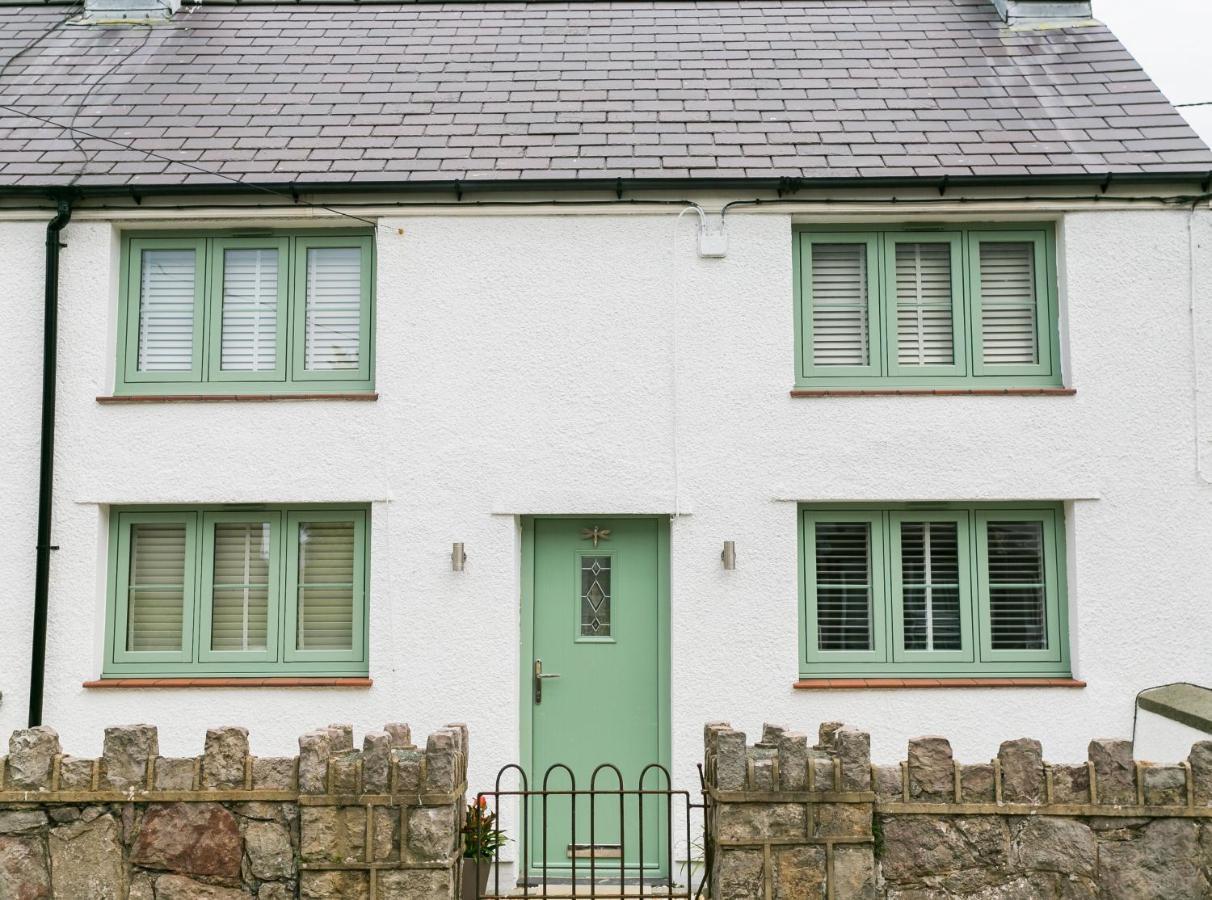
523 516 670 881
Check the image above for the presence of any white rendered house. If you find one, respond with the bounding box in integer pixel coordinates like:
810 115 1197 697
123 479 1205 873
1 0 1211 884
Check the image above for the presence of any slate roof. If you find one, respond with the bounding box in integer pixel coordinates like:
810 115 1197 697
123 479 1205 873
0 0 1208 189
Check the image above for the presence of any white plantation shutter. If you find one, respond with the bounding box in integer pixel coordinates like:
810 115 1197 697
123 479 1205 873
137 249 197 372
900 521 962 652
296 520 356 650
220 249 279 373
304 247 362 371
810 243 870 366
986 521 1047 650
895 242 954 366
211 522 271 652
979 242 1039 366
814 522 873 651
127 523 187 652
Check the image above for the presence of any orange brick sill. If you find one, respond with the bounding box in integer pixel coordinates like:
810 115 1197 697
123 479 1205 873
790 388 1076 398
84 677 373 688
794 678 1086 690
96 393 378 404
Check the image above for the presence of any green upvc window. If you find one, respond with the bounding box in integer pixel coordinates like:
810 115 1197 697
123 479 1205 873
105 505 369 677
795 225 1060 388
798 504 1069 678
117 232 374 395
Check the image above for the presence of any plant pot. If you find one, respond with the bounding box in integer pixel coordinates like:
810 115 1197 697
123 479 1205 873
461 857 492 900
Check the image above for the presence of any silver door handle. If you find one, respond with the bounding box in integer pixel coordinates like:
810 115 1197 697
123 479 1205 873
534 659 561 704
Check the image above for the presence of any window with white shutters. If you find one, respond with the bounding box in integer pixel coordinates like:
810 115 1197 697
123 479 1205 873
135 246 202 375
303 247 363 372
810 242 872 368
890 237 963 374
814 522 874 652
118 233 373 395
126 522 189 652
105 506 368 678
216 243 285 377
800 505 1067 678
796 226 1058 388
899 521 962 652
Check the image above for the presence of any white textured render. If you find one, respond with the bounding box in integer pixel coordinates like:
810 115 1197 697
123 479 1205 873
1 202 1211 802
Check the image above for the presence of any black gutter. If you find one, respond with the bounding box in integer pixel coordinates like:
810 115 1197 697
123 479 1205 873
28 195 71 729
0 171 1210 204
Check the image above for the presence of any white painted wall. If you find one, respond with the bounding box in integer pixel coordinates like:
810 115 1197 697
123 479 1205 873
1 205 1211 814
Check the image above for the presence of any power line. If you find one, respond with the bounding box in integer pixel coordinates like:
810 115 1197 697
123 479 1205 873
0 102 382 227
1175 101 1212 109
0 9 382 228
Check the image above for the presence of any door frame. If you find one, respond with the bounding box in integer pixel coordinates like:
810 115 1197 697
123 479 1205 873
519 514 673 803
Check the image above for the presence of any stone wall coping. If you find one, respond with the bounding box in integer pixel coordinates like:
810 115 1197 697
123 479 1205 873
703 720 1212 810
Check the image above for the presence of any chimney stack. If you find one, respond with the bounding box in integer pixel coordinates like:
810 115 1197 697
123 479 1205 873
991 0 1093 25
83 0 179 22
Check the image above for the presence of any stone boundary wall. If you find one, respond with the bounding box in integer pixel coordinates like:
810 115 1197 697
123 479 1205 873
704 721 1212 899
0 722 467 899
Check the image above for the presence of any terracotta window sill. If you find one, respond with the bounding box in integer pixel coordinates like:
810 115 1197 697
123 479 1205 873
84 677 373 688
794 678 1085 690
790 388 1075 398
96 393 378 404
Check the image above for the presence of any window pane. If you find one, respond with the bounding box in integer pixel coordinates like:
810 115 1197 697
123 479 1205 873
580 555 612 637
297 520 355 650
987 521 1047 650
895 242 954 366
815 522 872 651
811 243 869 366
221 248 278 373
979 242 1039 365
211 522 271 652
138 249 196 372
127 523 186 652
901 521 961 651
304 247 362 371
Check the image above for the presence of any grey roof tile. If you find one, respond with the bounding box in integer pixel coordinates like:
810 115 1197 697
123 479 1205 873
0 0 1206 189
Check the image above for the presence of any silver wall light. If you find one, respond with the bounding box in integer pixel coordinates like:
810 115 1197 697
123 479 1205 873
721 541 736 570
451 542 467 572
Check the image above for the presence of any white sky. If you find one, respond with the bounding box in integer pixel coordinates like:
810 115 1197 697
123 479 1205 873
1094 0 1212 148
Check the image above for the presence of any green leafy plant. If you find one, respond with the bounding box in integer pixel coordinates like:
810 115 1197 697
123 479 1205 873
463 796 508 860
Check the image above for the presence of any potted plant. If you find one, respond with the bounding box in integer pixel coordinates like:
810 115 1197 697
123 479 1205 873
462 795 507 900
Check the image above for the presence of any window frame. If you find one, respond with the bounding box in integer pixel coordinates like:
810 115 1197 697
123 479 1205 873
282 508 369 666
793 223 1062 389
204 237 291 386
197 510 283 665
110 510 200 666
883 231 968 379
796 232 883 380
121 238 209 387
967 229 1057 380
103 504 370 678
115 230 375 396
797 503 1070 679
799 508 889 668
290 234 376 386
888 509 975 665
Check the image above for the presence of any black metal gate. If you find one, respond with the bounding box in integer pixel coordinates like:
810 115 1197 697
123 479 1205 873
469 762 711 899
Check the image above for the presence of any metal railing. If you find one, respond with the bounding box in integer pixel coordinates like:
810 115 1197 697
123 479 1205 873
470 762 711 899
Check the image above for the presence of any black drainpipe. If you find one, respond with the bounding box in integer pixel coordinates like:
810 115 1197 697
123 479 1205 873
28 195 72 728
